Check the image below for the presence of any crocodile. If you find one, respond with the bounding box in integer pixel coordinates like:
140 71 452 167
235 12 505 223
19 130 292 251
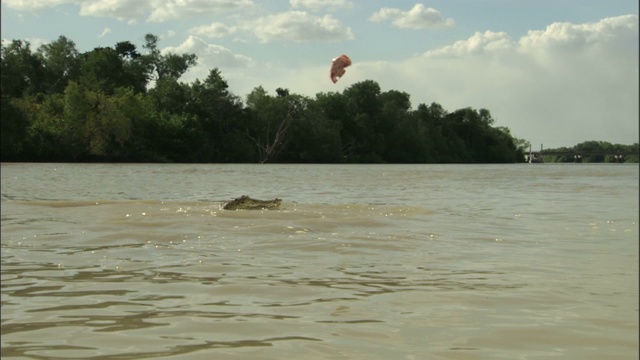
222 195 282 210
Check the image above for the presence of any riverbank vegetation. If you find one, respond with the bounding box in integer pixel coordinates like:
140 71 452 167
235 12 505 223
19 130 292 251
541 142 639 163
2 34 635 163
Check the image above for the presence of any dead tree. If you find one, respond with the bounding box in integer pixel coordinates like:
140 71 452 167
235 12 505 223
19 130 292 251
246 102 296 164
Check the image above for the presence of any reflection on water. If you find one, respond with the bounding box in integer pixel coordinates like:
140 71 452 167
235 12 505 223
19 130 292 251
1 163 638 359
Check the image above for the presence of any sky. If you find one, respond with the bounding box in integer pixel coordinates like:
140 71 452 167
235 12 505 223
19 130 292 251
1 0 638 149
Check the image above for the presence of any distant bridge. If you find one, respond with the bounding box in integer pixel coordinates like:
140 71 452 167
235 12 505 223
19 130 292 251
526 151 636 163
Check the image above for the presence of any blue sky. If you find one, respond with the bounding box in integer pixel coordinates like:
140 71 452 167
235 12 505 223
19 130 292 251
2 0 638 148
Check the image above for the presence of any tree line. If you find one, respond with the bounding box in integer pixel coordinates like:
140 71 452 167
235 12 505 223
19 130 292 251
542 141 638 163
3 33 626 164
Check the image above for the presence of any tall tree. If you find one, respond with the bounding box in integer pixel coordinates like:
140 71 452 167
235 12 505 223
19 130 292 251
142 34 197 82
187 69 243 161
245 86 303 163
1 40 45 97
343 80 383 161
282 97 343 163
378 89 412 160
115 41 151 93
37 36 80 94
78 47 126 94
315 91 358 159
1 40 44 158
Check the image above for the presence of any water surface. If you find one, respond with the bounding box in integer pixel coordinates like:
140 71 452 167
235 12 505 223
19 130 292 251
1 163 638 359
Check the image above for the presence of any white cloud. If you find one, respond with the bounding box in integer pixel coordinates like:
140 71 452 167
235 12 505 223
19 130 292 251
7 0 255 23
406 15 639 146
164 35 254 69
2 0 72 11
189 22 237 38
369 3 454 29
252 11 354 42
289 0 353 11
163 36 256 93
98 27 112 38
1 37 49 49
79 0 150 21
518 14 639 56
425 31 514 56
148 0 253 23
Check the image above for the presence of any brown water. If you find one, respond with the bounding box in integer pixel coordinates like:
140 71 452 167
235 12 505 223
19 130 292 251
1 163 638 359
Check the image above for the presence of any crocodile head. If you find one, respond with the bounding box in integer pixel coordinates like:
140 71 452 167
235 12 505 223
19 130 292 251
222 196 282 210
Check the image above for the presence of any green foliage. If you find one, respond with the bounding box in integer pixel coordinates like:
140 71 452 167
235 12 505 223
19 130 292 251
4 33 633 164
281 99 343 163
544 141 639 163
1 40 46 97
142 34 197 82
1 96 29 160
244 86 304 163
37 36 81 95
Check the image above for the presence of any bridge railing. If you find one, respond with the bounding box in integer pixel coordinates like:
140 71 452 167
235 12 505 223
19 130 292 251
535 151 637 156
525 151 636 163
